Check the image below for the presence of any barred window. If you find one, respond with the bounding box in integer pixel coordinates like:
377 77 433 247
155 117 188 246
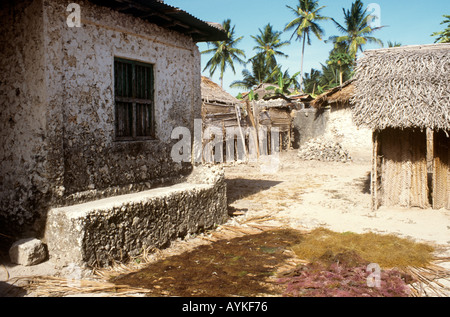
114 58 154 140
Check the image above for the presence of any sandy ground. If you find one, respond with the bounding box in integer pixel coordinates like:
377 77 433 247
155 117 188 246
226 150 450 248
1 148 449 296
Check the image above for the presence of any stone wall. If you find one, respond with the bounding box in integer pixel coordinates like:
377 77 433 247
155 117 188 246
324 106 372 157
55 0 201 196
0 0 51 237
45 166 228 267
292 106 372 158
0 0 203 239
291 108 329 149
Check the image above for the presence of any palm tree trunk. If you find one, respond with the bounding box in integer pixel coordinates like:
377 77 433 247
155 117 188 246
219 69 224 88
220 63 225 88
299 35 306 92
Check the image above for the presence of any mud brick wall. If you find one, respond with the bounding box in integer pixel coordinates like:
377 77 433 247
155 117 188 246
0 0 202 238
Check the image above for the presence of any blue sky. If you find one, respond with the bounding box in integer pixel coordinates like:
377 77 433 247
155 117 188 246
165 0 449 96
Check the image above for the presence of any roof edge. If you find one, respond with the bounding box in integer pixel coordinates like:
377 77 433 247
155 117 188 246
87 0 227 42
362 43 450 54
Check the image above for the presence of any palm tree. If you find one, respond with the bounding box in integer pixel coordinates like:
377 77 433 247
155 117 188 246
327 43 354 85
303 68 322 95
201 19 246 88
303 44 354 95
318 63 341 90
328 0 384 60
285 0 330 91
251 23 290 67
387 41 402 47
431 15 450 43
232 24 290 91
230 54 280 90
265 70 301 96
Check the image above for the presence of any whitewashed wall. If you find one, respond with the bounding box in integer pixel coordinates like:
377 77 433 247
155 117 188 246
324 106 372 157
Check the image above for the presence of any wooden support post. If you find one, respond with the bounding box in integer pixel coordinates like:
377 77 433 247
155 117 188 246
279 131 283 152
288 126 292 150
371 130 379 211
234 103 247 159
245 100 260 158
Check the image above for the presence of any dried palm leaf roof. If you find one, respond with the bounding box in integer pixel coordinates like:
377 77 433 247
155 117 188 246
311 80 354 108
201 76 240 105
351 43 450 131
201 77 243 128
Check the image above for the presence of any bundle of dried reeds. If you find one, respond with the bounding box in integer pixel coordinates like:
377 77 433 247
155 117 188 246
11 275 153 297
351 44 450 131
405 263 450 297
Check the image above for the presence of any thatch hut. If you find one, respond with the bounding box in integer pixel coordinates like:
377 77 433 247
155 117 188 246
201 76 243 129
254 98 295 151
352 44 450 210
201 77 248 162
240 85 308 152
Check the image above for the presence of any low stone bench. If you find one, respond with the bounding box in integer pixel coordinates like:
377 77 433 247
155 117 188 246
45 166 227 267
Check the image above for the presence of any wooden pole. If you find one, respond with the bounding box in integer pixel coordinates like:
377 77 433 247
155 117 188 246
234 103 247 159
245 100 260 158
371 130 379 211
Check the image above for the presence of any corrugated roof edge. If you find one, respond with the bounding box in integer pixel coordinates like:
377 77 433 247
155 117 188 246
159 1 226 37
87 0 228 42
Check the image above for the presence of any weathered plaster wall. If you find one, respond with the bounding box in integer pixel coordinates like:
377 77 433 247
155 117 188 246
0 0 52 237
51 0 201 196
292 106 372 157
291 108 329 148
1 0 203 239
324 106 372 155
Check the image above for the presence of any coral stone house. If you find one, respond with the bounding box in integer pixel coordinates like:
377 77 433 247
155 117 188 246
0 0 227 245
311 80 372 157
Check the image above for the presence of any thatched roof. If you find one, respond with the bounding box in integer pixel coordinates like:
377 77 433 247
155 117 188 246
351 43 450 131
201 77 243 128
201 76 239 105
311 80 354 108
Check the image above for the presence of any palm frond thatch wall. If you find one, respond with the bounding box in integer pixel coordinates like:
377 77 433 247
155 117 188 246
351 44 450 131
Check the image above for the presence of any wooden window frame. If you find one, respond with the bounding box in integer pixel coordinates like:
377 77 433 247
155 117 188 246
114 57 155 141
